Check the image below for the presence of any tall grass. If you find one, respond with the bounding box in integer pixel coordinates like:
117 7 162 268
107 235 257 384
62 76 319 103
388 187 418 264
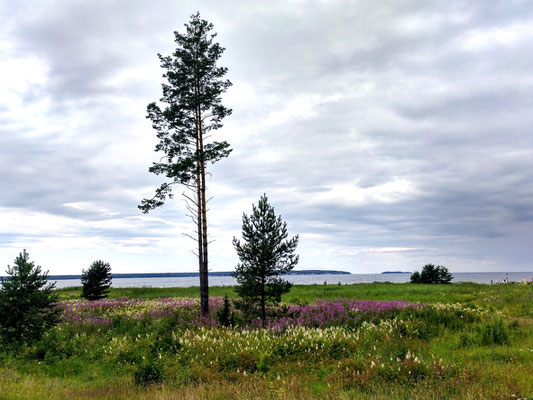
2 282 531 400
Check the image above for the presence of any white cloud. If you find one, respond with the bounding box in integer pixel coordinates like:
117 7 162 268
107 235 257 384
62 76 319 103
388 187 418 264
458 23 533 52
305 179 417 207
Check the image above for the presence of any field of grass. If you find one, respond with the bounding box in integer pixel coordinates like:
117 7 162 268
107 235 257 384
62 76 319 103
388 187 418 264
1 282 532 399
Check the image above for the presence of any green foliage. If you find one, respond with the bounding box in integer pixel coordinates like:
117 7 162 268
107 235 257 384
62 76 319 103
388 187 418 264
257 352 272 373
134 360 164 386
81 260 112 300
410 264 453 284
237 350 258 373
460 319 509 347
29 328 78 363
410 271 421 283
0 250 60 346
216 295 234 327
232 194 299 324
459 319 510 348
151 332 182 356
479 319 509 346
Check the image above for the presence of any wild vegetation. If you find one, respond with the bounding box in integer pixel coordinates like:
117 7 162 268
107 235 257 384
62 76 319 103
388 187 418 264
0 282 531 399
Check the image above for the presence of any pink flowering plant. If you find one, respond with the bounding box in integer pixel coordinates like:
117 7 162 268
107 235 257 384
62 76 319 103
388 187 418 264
56 296 419 331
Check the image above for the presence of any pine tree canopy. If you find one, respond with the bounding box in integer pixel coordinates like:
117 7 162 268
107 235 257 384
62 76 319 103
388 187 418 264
139 12 232 213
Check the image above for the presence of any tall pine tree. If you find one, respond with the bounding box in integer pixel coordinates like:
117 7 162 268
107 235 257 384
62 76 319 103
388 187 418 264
139 13 232 315
232 195 299 326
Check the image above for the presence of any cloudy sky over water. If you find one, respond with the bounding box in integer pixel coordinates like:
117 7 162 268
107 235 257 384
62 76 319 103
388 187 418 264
1 0 532 275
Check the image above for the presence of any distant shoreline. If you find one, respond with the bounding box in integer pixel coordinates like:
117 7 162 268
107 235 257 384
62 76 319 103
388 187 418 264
44 269 352 281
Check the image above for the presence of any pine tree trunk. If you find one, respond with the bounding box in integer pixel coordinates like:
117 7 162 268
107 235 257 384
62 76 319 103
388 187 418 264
194 81 208 316
195 136 205 315
196 78 209 317
198 120 209 317
261 275 266 327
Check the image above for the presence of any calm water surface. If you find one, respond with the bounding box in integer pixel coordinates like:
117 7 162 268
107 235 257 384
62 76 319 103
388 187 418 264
51 272 533 289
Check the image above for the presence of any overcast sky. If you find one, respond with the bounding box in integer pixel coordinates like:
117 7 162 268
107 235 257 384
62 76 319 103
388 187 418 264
1 0 532 275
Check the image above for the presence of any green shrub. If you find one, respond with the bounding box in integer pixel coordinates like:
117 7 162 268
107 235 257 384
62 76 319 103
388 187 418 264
479 319 509 346
458 332 473 347
409 271 422 283
257 352 272 373
328 342 345 360
238 350 258 372
458 319 509 347
216 354 239 372
117 348 143 365
151 333 181 355
134 360 164 386
81 260 112 300
410 264 452 284
30 329 74 361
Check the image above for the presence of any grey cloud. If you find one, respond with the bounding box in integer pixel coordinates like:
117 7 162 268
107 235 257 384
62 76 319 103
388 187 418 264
9 1 194 104
395 86 533 122
1 0 532 272
0 129 149 220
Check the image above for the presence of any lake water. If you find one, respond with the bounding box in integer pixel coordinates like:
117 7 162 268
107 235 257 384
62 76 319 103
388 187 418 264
51 272 533 289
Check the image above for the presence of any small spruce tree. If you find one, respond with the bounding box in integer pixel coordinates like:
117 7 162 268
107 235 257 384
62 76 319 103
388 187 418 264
0 250 60 346
216 295 234 327
232 194 299 326
81 260 112 300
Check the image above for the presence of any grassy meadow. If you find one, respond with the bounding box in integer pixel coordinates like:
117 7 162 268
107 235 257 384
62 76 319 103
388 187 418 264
0 282 531 399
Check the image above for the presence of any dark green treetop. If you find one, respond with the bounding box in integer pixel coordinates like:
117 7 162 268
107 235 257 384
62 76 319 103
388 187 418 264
232 195 299 326
0 250 60 346
81 260 112 300
139 12 232 212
